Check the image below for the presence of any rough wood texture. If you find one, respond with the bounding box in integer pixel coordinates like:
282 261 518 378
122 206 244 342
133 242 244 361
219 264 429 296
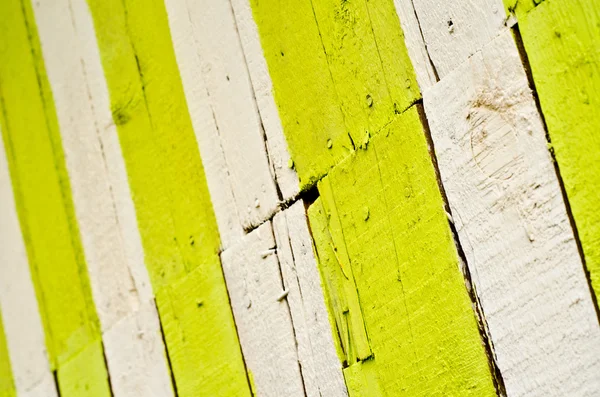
32 0 152 331
165 0 280 241
424 29 600 396
249 0 420 188
410 0 506 79
86 0 251 394
230 0 300 201
0 1 109 393
221 222 305 397
157 262 251 397
103 301 174 396
307 107 497 396
392 0 438 90
31 2 176 394
273 201 348 397
515 0 600 300
0 134 57 396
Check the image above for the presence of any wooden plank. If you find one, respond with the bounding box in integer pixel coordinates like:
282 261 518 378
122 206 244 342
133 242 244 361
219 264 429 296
423 30 600 396
103 301 174 396
229 0 300 201
165 0 279 237
517 0 600 301
410 0 506 79
272 201 348 397
0 312 15 397
31 2 175 394
221 222 305 397
0 132 57 396
0 1 109 392
56 341 111 397
307 107 497 396
248 0 419 188
156 261 251 397
392 0 438 90
32 0 151 332
86 0 252 394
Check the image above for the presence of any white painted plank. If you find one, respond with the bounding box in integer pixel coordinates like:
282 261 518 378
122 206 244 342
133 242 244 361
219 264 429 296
31 2 174 396
0 131 57 397
22 374 59 397
229 0 300 201
221 222 305 397
392 0 438 90
424 30 600 397
411 0 506 79
165 0 280 238
163 0 242 248
103 300 174 396
273 201 348 397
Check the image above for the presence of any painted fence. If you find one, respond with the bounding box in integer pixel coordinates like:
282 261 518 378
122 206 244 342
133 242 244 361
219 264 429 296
0 0 598 396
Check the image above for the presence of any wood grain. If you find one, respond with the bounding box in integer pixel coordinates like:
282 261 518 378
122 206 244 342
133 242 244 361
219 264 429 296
0 1 109 394
165 0 280 241
273 201 348 397
516 0 600 301
221 222 305 397
424 29 600 396
307 107 497 396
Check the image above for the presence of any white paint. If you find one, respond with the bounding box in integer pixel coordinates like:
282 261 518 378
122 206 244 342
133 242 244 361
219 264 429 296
229 0 300 201
409 0 506 79
424 30 600 397
165 0 280 244
392 0 438 90
221 222 305 397
32 1 174 395
103 300 174 396
273 201 348 397
0 130 58 397
22 375 59 397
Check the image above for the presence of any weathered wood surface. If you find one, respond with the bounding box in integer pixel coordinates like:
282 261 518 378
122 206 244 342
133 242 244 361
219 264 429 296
221 222 305 397
424 29 600 396
230 0 300 201
31 1 176 395
392 0 438 90
515 0 600 300
249 0 420 188
409 0 506 79
86 0 252 394
0 134 57 397
0 0 110 394
307 107 497 396
273 201 348 397
165 0 280 244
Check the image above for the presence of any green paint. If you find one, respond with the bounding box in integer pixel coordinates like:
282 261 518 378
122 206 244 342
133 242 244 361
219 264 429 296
307 108 497 396
0 311 16 397
513 0 600 300
0 0 108 389
57 341 111 397
156 262 251 397
250 0 419 189
86 0 251 394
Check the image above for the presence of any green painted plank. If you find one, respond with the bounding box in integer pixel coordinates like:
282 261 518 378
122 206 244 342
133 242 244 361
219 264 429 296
0 0 106 381
57 341 111 397
86 0 251 395
504 0 541 18
307 107 497 396
0 312 15 397
250 0 420 188
516 0 600 299
156 262 251 397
